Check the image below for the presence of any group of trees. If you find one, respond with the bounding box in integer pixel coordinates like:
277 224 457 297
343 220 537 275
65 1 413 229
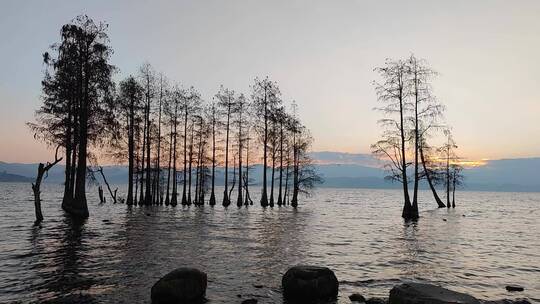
29 16 319 219
111 72 319 211
372 55 463 220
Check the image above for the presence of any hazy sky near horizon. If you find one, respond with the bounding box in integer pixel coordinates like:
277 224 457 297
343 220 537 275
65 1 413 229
1 0 539 163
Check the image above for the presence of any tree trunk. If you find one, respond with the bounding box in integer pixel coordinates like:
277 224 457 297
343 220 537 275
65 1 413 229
171 110 178 206
70 68 90 218
420 146 445 208
452 174 456 208
260 89 269 207
277 122 284 206
398 84 415 219
270 141 276 207
181 110 188 205
144 100 152 205
165 122 173 206
139 114 146 205
291 131 298 207
446 147 451 208
155 80 163 205
244 135 252 206
222 102 231 207
237 114 243 207
412 71 419 216
210 111 216 206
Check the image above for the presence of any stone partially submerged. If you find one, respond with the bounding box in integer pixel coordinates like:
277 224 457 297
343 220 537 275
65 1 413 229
389 282 480 304
282 265 339 303
151 267 207 304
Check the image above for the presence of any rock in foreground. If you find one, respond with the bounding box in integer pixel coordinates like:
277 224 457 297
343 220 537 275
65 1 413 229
282 265 338 302
505 285 524 292
389 282 480 304
151 267 207 304
349 293 366 302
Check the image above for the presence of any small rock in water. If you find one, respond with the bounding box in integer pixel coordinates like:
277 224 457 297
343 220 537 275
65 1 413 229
282 265 339 302
241 299 257 304
349 293 366 302
505 285 524 292
389 283 480 304
151 267 207 304
366 297 388 304
253 284 263 288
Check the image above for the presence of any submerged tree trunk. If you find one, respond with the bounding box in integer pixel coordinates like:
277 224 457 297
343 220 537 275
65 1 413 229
237 117 243 207
210 110 216 206
165 122 173 206
260 91 269 207
187 126 194 206
244 135 253 206
398 84 415 219
277 122 284 206
71 77 90 218
181 110 188 205
452 174 456 208
98 167 117 203
446 147 451 208
144 100 152 206
284 148 291 206
270 144 276 207
291 131 298 207
139 115 146 205
171 116 178 206
222 102 231 207
32 147 62 223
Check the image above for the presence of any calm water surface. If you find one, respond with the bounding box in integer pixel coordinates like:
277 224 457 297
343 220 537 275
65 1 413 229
0 183 539 303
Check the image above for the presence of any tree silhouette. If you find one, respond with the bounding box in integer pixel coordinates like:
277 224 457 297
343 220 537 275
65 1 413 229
372 58 415 219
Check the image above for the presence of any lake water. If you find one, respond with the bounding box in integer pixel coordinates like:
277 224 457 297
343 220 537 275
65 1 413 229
0 183 539 303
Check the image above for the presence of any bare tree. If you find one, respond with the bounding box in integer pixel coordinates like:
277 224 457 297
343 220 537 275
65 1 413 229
216 86 236 207
251 77 281 207
372 58 416 219
439 130 459 208
32 146 63 223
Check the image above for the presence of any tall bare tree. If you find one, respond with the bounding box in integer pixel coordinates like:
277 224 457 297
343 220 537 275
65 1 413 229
251 77 281 207
216 86 236 207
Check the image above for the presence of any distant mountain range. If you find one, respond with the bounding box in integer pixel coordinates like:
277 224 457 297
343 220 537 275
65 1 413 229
1 152 539 192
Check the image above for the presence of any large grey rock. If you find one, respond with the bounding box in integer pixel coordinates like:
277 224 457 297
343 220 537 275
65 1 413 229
389 283 480 304
281 265 339 302
151 267 207 304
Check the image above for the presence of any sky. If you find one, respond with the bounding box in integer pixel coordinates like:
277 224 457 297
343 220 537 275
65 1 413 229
1 0 539 163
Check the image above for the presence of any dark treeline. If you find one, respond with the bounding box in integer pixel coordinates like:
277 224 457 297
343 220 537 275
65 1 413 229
372 55 464 220
28 16 320 219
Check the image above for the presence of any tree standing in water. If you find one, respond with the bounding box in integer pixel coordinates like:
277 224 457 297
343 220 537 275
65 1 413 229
216 86 236 207
372 58 415 219
30 15 115 218
450 163 464 208
235 94 248 207
440 129 458 208
407 55 446 209
251 77 281 207
181 88 200 205
116 76 143 205
208 98 219 206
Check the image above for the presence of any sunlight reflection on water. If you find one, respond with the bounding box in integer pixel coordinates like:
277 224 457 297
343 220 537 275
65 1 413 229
0 183 539 303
